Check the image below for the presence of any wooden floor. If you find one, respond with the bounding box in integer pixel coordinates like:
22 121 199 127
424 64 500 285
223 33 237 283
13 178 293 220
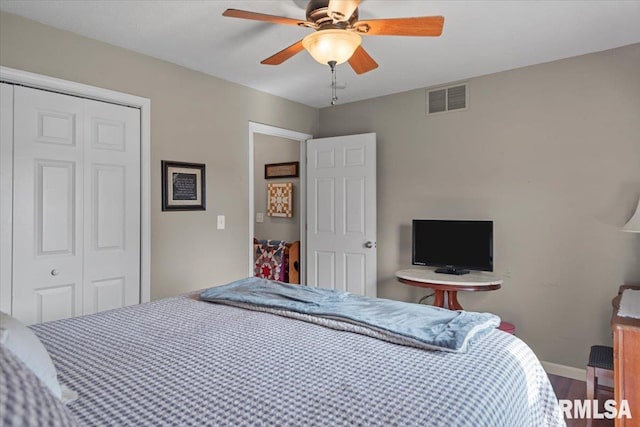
548 374 614 427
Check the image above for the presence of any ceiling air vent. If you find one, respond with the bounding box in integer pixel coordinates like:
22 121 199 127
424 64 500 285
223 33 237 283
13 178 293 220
427 83 468 115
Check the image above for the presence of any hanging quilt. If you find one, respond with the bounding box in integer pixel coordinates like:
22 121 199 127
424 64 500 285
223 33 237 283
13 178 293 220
267 182 293 218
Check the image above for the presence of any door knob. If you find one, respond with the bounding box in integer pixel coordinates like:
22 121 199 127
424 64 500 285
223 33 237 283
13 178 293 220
364 241 375 249
51 269 60 276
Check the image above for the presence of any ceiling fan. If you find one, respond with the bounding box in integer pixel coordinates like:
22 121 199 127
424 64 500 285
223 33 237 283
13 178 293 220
222 0 445 75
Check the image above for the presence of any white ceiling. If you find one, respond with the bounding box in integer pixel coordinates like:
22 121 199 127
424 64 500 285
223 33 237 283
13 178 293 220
1 1 639 108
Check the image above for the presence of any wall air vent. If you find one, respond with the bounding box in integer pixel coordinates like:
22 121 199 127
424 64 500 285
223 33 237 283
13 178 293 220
426 83 468 116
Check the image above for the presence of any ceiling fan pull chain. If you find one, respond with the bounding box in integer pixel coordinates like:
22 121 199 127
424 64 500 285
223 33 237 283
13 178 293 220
329 60 338 106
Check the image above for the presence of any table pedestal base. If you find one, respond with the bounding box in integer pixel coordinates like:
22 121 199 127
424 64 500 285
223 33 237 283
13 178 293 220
433 290 463 310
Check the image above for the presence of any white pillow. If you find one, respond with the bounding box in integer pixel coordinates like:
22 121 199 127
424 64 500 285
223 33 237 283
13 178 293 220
0 311 62 399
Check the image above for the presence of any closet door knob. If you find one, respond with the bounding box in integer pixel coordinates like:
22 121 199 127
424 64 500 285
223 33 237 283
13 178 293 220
364 241 375 249
51 269 60 276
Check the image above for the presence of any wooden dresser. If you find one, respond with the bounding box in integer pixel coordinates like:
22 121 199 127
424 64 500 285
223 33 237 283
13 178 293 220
611 284 640 427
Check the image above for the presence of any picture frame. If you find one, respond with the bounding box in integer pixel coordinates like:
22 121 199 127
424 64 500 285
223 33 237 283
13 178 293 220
161 161 206 211
267 182 293 218
265 161 299 179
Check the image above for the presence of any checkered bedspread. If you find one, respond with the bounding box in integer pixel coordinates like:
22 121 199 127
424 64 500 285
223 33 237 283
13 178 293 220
1 345 79 426
31 295 565 426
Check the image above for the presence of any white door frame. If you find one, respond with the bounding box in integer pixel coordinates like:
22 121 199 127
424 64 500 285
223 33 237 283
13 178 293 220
0 66 152 312
248 122 312 283
0 83 13 313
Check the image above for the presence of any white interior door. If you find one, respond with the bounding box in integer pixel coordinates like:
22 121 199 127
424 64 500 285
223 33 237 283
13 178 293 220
11 85 141 325
306 133 377 297
12 86 85 324
82 99 140 315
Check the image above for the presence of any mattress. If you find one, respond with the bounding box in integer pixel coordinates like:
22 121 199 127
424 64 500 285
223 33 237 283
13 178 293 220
31 295 565 426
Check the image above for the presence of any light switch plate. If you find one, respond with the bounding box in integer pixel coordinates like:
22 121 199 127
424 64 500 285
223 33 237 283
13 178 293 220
217 215 225 230
256 212 264 223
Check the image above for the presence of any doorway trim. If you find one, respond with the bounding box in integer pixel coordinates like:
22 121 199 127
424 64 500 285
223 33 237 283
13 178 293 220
248 122 312 282
0 66 152 312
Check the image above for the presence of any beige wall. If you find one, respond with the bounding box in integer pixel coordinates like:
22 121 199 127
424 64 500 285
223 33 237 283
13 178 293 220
319 44 640 368
0 12 319 299
254 134 301 243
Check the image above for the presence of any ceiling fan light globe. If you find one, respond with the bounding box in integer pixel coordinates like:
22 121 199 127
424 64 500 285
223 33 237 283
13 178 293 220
302 30 361 65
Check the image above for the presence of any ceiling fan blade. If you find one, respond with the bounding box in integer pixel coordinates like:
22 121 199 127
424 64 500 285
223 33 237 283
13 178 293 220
328 0 360 22
348 46 378 75
261 40 305 65
222 9 304 26
355 16 445 36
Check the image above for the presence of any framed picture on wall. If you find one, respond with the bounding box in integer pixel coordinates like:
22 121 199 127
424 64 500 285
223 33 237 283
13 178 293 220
161 161 206 211
265 161 299 179
267 182 293 218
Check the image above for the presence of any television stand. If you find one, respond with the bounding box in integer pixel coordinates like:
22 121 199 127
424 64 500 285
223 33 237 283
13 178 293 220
395 268 502 310
435 266 470 275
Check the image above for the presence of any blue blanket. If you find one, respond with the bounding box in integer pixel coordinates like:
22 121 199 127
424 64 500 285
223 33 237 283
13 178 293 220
200 277 500 352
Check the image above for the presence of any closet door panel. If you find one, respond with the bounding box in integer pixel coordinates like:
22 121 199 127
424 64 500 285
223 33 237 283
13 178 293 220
82 99 140 314
37 160 76 254
12 86 84 325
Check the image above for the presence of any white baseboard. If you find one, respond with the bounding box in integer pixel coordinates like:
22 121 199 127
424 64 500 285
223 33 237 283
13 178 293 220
542 361 586 381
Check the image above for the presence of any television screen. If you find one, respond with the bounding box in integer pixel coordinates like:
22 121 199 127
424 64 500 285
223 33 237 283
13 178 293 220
412 220 493 273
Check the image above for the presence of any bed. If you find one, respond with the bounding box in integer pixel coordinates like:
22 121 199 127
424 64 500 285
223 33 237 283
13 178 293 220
2 278 565 426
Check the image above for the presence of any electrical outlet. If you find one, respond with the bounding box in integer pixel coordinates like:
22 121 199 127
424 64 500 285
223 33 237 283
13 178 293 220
217 215 225 230
256 212 264 223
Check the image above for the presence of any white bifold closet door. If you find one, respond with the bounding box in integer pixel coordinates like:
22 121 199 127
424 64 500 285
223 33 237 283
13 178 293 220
12 85 140 325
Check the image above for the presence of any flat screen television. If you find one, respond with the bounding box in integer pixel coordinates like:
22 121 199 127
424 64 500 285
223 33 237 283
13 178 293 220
412 220 493 275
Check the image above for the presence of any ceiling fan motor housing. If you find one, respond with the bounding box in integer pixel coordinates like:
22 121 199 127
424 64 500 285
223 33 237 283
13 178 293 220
306 0 359 29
